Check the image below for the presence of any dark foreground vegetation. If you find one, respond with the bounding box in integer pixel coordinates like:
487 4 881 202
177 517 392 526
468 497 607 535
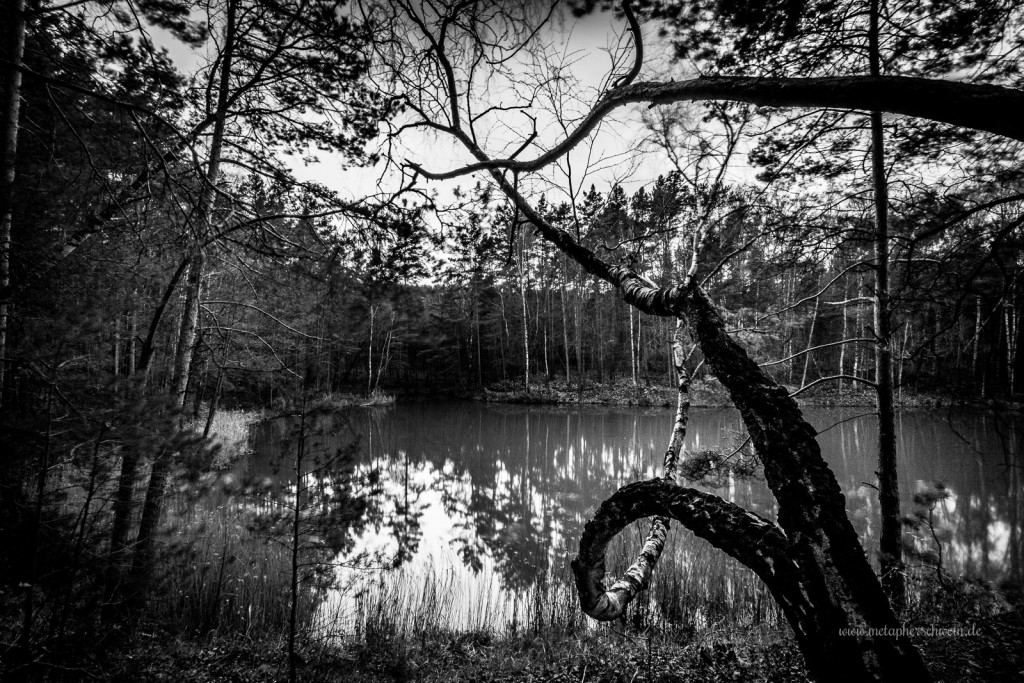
6 572 1020 682
4 0 1024 680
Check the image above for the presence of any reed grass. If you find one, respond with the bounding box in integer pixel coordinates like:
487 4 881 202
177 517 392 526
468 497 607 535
131 494 804 681
307 391 397 412
150 504 318 638
186 406 262 467
158 403 783 656
309 525 782 654
318 547 801 683
365 390 397 406
318 559 585 646
603 523 784 632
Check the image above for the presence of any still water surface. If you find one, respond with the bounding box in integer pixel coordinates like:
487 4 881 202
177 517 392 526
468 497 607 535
247 402 1023 632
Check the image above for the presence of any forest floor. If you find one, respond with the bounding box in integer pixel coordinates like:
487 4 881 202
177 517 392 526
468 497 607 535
69 585 1024 682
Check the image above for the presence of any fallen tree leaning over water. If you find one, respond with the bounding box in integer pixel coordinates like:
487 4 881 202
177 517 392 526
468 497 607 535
368 0 1024 678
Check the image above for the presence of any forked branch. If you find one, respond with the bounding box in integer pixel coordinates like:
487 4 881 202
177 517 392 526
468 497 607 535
415 76 1024 180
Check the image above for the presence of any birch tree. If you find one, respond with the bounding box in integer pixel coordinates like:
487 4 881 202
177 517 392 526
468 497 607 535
362 0 1024 679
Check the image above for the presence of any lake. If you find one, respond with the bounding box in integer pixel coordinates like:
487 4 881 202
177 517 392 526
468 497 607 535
245 401 1023 635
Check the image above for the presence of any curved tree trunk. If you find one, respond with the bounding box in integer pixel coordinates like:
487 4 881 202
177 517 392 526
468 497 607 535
575 283 930 681
573 319 690 619
683 287 925 680
472 162 932 680
576 479 857 682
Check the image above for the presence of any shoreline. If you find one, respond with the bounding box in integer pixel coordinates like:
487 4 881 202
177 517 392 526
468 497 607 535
229 382 1024 414
435 379 1024 412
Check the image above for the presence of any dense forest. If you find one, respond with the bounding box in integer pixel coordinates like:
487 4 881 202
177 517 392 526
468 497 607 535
2 0 1023 681
4 7 1024 405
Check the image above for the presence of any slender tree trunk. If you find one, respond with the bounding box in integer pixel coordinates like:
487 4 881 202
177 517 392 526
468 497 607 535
101 261 187 618
852 298 861 379
801 287 821 387
1004 296 1017 395
203 371 224 438
0 0 27 406
170 0 237 407
171 253 205 409
103 444 139 619
475 298 484 386
565 258 573 385
539 263 550 382
561 257 571 384
575 319 690 618
138 320 206 592
543 302 550 381
128 443 173 593
898 322 909 405
596 281 604 382
114 315 122 377
367 304 374 395
629 305 637 386
869 0 904 610
520 246 530 392
638 309 645 384
785 273 795 382
128 302 137 377
375 318 393 390
132 0 238 599
839 277 849 394
137 257 190 390
972 295 982 380
575 268 584 390
500 289 509 380
191 358 206 420
288 393 307 683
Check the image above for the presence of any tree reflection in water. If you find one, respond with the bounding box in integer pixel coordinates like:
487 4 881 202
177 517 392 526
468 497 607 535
247 402 1023 632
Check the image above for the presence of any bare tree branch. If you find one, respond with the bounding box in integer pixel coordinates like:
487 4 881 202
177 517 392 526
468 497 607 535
413 76 1024 180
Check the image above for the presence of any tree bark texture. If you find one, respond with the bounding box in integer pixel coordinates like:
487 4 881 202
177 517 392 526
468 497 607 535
574 288 929 681
169 0 235 410
0 0 27 405
102 448 139 618
172 251 206 410
474 164 931 680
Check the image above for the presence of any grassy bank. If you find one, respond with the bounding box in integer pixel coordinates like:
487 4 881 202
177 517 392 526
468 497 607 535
74 575 1023 682
185 407 263 467
309 391 397 410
